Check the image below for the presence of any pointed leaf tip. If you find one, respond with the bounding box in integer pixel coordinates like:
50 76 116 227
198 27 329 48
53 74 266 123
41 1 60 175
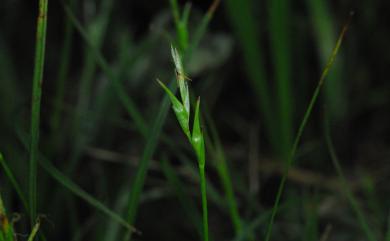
157 78 190 138
192 97 205 167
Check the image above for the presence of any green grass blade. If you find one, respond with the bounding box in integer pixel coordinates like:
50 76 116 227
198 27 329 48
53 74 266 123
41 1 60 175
160 158 203 238
268 0 293 158
186 0 220 62
0 153 28 211
16 130 138 234
124 88 173 239
324 117 377 241
181 2 192 27
302 193 319 241
204 112 242 235
169 0 180 26
233 211 271 241
67 0 114 172
169 0 189 51
38 156 138 234
263 13 352 241
29 0 48 224
50 0 75 137
306 0 346 120
233 202 291 241
63 3 147 136
224 0 277 152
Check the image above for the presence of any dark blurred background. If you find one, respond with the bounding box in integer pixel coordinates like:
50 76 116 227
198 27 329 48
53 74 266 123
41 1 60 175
0 0 389 241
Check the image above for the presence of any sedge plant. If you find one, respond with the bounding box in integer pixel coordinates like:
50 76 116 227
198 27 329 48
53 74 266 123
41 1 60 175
157 46 208 241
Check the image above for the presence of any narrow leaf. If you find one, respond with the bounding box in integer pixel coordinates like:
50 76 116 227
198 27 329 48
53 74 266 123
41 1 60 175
0 153 28 211
38 157 138 234
157 79 190 138
192 98 205 168
15 130 138 234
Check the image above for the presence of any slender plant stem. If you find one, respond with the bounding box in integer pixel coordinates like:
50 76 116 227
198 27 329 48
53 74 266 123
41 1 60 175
199 166 209 241
264 13 352 241
29 0 48 225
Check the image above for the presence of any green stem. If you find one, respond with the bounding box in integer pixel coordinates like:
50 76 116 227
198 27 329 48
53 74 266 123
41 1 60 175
199 166 209 241
29 0 48 225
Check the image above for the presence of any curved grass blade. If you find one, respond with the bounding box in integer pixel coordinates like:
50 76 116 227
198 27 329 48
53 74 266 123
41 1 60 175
0 153 28 211
160 158 203 239
63 3 147 135
186 0 220 62
267 0 293 158
224 0 277 152
16 130 138 234
38 156 138 234
264 12 353 241
124 90 173 240
204 111 242 236
29 0 48 224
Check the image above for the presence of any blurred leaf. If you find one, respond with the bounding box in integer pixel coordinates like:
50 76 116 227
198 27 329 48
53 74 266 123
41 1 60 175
0 152 28 211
